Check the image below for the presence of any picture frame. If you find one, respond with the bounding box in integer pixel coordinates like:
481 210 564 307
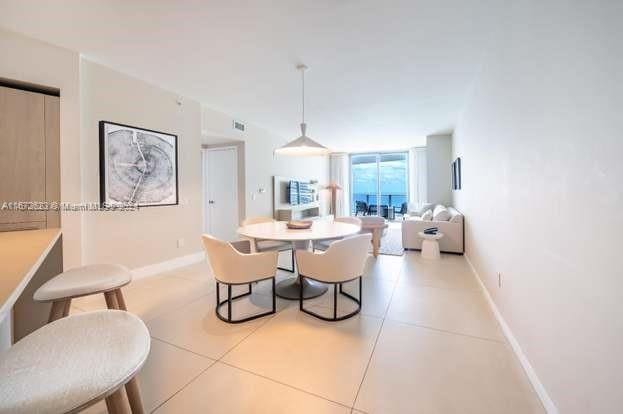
99 121 179 207
451 157 462 190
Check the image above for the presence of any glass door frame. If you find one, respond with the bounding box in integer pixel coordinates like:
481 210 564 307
349 151 410 218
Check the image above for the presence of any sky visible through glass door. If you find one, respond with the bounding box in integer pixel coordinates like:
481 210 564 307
351 153 408 215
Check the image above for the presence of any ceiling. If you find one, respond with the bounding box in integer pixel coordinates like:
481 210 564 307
0 0 501 152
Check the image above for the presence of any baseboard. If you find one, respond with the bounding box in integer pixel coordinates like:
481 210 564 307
131 251 205 280
464 254 558 414
404 247 464 255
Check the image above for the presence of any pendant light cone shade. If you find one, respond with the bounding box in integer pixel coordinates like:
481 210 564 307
275 123 330 156
275 65 330 156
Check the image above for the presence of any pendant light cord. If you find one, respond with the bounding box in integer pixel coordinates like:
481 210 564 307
301 67 305 124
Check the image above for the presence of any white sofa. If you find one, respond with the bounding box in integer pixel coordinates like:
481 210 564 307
402 206 464 254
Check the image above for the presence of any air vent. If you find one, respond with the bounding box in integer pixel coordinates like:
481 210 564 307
233 120 246 132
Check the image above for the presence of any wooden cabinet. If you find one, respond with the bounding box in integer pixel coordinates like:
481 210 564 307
0 86 60 231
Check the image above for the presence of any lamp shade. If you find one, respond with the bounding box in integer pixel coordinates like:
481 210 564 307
274 123 330 156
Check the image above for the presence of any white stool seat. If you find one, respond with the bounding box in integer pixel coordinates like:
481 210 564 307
0 310 150 414
34 264 132 302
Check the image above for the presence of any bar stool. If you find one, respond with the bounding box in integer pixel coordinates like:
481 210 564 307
0 310 149 414
34 264 132 322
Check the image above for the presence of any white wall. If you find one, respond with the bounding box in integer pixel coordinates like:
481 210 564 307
452 2 622 413
202 107 329 219
2 29 328 269
426 134 452 205
81 60 203 268
0 28 82 268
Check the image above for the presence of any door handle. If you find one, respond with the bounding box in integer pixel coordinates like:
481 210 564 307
209 200 215 204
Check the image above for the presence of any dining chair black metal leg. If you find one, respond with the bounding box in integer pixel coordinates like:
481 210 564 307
359 276 362 307
333 284 338 320
299 276 304 310
227 284 232 322
249 283 252 294
272 277 276 313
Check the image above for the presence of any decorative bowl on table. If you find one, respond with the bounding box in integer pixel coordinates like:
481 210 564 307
286 220 312 229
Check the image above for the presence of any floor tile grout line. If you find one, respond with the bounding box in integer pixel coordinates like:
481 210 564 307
140 291 213 324
147 283 291 412
382 318 508 344
151 296 285 362
215 311 278 362
149 336 217 360
396 281 482 292
150 359 218 413
72 280 213 324
145 254 493 412
350 255 404 410
218 360 353 411
209 290 387 411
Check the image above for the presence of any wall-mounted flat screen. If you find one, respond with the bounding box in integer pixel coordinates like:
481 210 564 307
288 180 313 205
288 181 300 205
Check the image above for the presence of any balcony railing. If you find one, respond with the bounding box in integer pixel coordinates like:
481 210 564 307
351 193 407 217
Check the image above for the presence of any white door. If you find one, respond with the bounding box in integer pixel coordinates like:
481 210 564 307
204 147 239 241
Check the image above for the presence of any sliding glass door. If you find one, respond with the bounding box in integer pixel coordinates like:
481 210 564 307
351 152 408 219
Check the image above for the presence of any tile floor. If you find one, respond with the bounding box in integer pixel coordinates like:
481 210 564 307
73 252 543 414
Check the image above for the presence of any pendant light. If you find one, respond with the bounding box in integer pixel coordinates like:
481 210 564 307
274 64 330 156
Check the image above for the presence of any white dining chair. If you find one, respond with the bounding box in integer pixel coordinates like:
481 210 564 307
242 216 295 272
202 234 278 323
296 233 371 321
313 216 362 251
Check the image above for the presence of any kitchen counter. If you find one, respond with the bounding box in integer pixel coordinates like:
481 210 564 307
0 228 62 349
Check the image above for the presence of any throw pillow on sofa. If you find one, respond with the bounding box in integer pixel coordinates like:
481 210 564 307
433 205 451 221
421 209 433 220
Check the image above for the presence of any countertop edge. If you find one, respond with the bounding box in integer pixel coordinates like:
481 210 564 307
0 229 62 318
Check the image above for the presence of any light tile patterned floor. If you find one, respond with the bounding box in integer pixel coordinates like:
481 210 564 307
73 252 543 414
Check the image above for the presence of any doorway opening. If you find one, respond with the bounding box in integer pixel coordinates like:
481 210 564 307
202 145 241 241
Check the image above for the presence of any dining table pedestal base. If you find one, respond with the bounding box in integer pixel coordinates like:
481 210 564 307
275 277 327 300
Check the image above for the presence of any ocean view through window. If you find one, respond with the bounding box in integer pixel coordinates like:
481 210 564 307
350 152 409 218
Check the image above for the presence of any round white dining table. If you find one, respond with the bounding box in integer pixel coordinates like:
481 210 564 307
237 220 360 300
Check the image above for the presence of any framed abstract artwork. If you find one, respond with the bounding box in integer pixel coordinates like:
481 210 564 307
99 121 179 207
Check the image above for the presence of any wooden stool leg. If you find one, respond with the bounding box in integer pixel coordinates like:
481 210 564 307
125 377 145 414
104 291 120 310
48 300 67 323
105 387 129 414
115 289 128 311
372 228 380 257
62 298 72 317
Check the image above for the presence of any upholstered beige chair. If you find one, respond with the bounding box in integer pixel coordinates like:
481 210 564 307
242 216 295 272
296 233 371 321
313 216 362 251
0 310 150 414
202 234 278 323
